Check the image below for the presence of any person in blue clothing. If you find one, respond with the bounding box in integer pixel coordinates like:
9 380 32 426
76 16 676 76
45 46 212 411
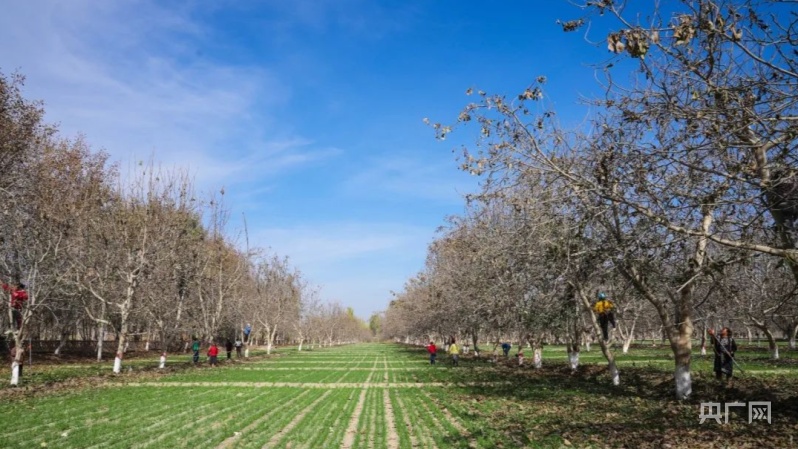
501 342 511 357
243 323 252 342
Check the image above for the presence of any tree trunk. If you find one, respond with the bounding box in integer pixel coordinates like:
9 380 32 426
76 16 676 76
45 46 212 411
113 311 130 374
10 360 21 386
621 266 694 399
672 334 692 400
264 325 277 355
699 322 707 357
96 323 105 362
750 316 779 360
789 323 797 350
577 288 621 385
766 330 779 360
622 331 634 354
9 327 26 386
533 346 543 368
54 330 68 356
568 344 580 370
96 299 107 362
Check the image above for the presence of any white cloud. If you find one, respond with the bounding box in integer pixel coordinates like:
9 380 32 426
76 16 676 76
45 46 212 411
0 0 323 193
252 222 429 266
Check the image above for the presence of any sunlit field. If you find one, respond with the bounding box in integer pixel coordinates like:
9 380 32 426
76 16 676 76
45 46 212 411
0 342 796 448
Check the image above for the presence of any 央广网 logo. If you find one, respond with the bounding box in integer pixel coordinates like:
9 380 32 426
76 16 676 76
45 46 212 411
699 401 771 424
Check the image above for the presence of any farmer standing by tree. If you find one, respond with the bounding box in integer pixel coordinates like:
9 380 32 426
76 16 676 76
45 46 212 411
710 327 737 387
593 292 616 341
191 337 201 364
225 339 234 360
448 338 460 366
3 281 28 331
234 338 243 358
207 341 219 367
501 341 511 357
426 340 437 365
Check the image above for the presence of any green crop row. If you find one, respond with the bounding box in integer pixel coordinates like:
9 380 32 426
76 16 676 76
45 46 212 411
352 387 387 448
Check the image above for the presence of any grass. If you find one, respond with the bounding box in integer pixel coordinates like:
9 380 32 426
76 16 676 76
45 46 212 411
0 342 796 448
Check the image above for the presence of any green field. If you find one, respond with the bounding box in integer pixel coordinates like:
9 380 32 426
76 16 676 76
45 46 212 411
0 343 796 448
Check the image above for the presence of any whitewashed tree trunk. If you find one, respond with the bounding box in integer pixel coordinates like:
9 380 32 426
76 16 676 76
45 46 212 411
568 351 579 370
262 325 277 355
10 361 20 386
672 324 694 400
533 347 542 368
54 331 68 356
675 364 691 399
113 315 129 374
159 352 166 369
609 360 620 386
751 317 780 360
113 354 122 373
768 333 780 360
622 333 634 354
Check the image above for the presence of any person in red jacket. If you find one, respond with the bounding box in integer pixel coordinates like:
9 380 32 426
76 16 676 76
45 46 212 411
426 341 437 365
207 341 219 367
3 281 28 330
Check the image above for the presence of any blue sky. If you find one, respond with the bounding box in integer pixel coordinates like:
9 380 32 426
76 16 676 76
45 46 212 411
1 0 624 319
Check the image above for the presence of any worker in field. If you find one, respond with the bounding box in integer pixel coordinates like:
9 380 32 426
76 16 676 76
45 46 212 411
191 337 201 364
225 339 234 360
709 327 737 387
234 338 243 358
426 340 437 364
448 338 460 366
207 341 219 367
593 292 616 341
3 280 28 330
